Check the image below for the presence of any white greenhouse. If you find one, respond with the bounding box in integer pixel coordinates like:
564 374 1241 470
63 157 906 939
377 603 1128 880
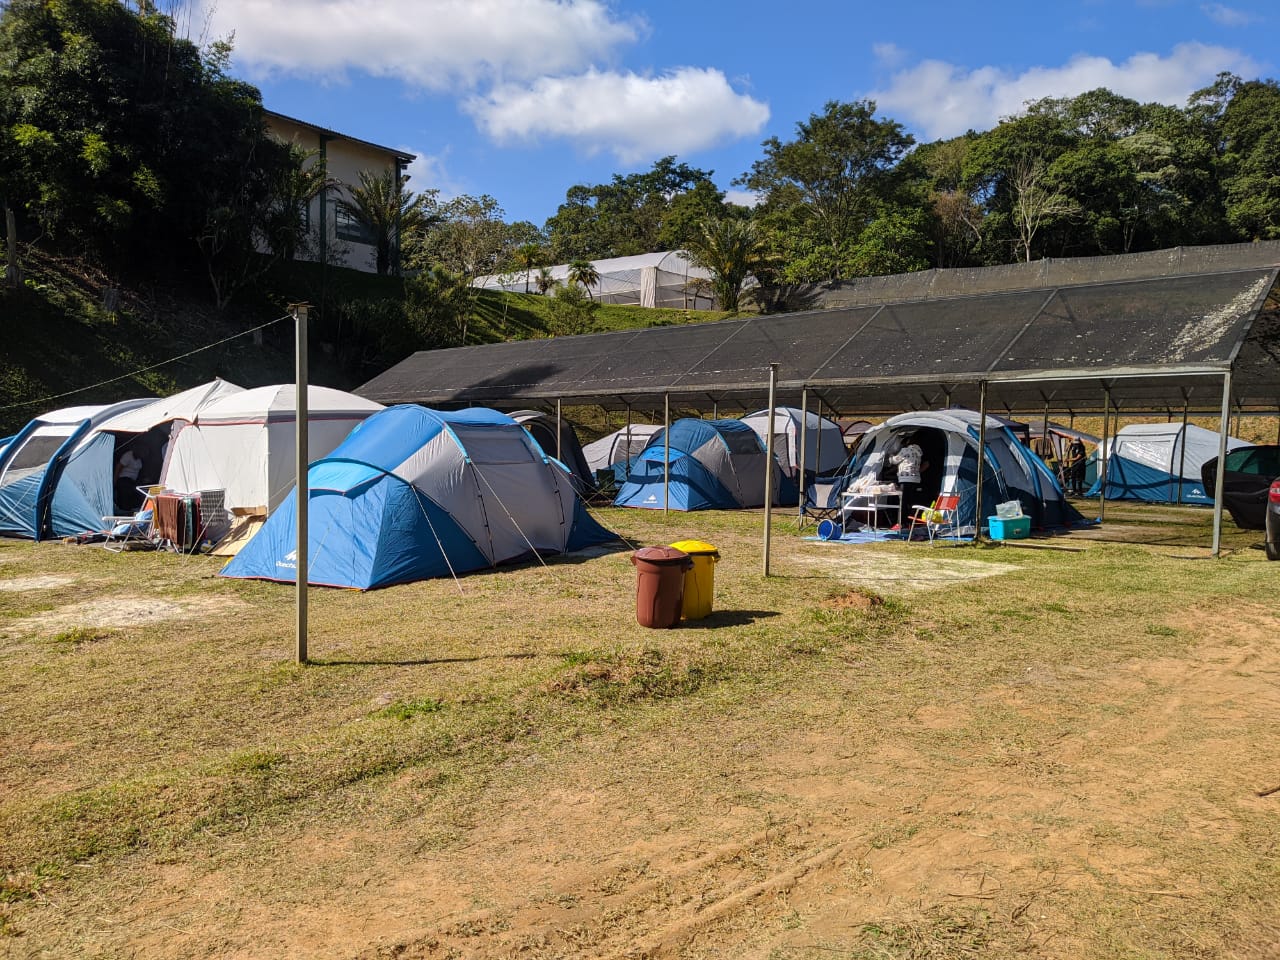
475 251 718 309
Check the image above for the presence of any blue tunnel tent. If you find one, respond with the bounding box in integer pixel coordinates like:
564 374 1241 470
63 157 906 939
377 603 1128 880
0 399 155 540
830 410 1084 535
222 405 617 590
1086 422 1248 504
614 418 797 511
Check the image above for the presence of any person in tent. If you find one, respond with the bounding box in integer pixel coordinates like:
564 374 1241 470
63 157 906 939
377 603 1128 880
1065 437 1087 497
114 446 143 512
890 433 926 520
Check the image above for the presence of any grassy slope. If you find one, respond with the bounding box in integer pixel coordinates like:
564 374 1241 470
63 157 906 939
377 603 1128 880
0 253 728 435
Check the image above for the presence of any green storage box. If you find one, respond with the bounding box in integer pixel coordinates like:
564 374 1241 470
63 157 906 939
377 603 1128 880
989 515 1030 540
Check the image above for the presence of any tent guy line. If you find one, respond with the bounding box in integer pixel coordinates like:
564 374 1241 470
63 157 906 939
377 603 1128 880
0 313 292 413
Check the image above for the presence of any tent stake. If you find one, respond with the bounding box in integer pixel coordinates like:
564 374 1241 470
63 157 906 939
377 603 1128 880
763 363 778 576
975 380 987 543
1211 371 1232 558
663 393 670 515
291 302 310 666
798 387 808 525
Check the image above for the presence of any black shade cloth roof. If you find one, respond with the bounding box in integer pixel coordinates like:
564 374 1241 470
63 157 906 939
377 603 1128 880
360 253 1280 417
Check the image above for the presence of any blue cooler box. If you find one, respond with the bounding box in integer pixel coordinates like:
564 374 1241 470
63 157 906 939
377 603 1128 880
989 515 1031 540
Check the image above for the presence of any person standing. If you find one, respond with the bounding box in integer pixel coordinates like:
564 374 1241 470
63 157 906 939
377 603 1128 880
1066 437 1087 496
890 433 926 522
114 446 143 513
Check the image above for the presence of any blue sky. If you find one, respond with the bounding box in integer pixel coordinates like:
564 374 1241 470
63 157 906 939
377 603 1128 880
195 0 1272 226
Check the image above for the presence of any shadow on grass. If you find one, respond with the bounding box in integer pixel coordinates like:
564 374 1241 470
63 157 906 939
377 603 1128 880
674 609 779 629
311 652 542 667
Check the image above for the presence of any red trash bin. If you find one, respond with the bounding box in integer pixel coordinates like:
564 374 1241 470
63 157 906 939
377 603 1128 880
631 546 693 628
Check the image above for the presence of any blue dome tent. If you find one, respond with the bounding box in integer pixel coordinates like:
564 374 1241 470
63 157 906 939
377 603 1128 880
222 406 616 590
614 418 797 511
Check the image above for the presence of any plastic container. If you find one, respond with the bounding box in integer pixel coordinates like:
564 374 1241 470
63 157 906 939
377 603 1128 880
989 515 1031 540
669 539 720 620
817 518 843 540
631 546 693 628
995 500 1023 519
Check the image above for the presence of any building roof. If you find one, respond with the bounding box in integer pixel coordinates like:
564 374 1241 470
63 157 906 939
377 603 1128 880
265 110 416 163
359 245 1280 417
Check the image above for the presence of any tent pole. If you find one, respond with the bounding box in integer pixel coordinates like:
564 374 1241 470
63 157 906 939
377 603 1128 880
1176 400 1189 505
974 380 988 543
555 398 562 461
798 387 808 525
1099 387 1112 523
625 403 632 472
713 400 719 420
291 302 310 666
763 364 778 576
1212 371 1233 558
663 393 670 515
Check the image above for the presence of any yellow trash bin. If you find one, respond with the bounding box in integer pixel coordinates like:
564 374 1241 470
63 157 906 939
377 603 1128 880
669 539 719 620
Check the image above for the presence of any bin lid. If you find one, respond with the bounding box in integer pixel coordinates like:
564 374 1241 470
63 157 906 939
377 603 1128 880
669 539 719 557
632 545 691 565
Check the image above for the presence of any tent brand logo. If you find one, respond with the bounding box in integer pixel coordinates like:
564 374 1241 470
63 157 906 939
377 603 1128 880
644 494 657 503
277 549 297 570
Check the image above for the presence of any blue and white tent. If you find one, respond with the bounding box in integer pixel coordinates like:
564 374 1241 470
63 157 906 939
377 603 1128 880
614 418 797 511
1086 422 1247 504
829 410 1083 533
0 399 155 540
222 405 616 590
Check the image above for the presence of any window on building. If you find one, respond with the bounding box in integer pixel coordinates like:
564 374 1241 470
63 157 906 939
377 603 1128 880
333 200 376 245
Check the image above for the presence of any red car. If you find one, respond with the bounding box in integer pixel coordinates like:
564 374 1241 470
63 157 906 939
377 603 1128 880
1267 479 1280 561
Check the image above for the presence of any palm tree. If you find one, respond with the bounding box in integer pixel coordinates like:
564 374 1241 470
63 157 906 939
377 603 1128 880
567 258 601 299
534 266 556 295
513 242 544 293
683 217 766 313
338 168 435 275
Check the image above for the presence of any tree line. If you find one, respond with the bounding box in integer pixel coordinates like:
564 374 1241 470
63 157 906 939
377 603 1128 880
6 1 1280 327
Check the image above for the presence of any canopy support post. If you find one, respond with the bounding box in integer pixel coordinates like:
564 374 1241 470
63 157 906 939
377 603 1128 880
1040 397 1051 462
1099 387 1112 523
625 403 633 476
291 302 310 666
555 398 562 461
763 363 778 576
798 387 809 525
663 393 671 515
974 380 988 543
1212 371 1233 558
1176 396 1190 506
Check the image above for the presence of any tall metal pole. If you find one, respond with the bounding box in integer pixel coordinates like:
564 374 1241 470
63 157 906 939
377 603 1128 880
974 380 988 543
555 398 563 461
624 403 632 471
797 388 808 524
763 363 778 576
292 302 310 666
1211 371 1233 558
1175 401 1190 505
1099 387 1112 522
663 393 670 515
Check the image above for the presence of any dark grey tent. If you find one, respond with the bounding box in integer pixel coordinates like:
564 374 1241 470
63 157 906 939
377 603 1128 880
510 410 595 495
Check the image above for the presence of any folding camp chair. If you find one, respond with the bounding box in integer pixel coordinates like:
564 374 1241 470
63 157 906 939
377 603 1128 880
801 479 843 528
907 491 960 545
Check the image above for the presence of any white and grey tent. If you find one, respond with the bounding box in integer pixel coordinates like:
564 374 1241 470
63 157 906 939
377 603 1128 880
582 423 664 474
741 407 847 478
1086 422 1247 504
162 385 383 514
833 410 1082 532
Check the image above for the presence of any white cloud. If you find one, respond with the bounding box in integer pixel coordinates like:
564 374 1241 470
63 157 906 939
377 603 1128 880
869 42 1261 140
466 67 770 163
723 189 762 208
203 0 641 88
872 42 907 67
1201 3 1260 26
401 148 463 198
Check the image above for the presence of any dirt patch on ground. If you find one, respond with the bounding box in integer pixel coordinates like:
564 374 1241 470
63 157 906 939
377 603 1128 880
796 545 1020 594
0 575 77 591
821 587 886 611
6 595 244 636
